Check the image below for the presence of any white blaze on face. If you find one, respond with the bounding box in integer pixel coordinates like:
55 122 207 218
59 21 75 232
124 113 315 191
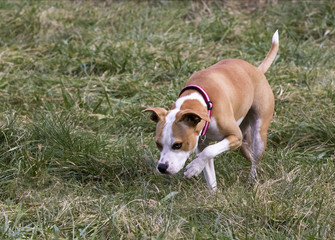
158 92 206 174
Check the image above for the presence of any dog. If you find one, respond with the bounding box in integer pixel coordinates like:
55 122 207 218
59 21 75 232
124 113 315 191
143 30 278 191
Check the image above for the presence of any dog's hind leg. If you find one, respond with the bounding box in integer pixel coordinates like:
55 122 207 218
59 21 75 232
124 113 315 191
240 117 259 183
240 107 273 184
248 105 273 184
240 118 253 163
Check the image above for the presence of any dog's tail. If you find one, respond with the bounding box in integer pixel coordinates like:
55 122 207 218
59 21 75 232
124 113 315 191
258 30 279 73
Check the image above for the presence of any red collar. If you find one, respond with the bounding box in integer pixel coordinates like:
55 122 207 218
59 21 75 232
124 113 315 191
179 85 213 136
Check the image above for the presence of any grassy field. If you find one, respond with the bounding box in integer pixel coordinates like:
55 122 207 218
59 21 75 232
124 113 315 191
0 0 335 239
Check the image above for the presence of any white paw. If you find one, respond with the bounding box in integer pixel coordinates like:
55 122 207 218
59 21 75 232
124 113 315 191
184 157 206 178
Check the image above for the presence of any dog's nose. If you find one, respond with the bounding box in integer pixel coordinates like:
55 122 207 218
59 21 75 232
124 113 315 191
157 163 169 174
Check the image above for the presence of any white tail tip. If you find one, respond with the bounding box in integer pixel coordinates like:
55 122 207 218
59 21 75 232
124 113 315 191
272 30 279 44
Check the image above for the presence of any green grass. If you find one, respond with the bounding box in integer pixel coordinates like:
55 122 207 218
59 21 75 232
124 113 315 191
0 0 335 239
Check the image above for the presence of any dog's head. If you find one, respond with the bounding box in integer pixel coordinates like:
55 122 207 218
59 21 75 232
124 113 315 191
143 96 210 174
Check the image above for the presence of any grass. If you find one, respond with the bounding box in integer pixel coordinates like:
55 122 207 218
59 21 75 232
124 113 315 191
0 0 335 239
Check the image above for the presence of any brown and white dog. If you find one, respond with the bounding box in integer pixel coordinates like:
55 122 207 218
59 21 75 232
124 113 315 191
143 30 279 191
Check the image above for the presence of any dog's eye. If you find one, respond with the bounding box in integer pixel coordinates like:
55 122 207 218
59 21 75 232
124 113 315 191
172 142 182 150
156 142 163 151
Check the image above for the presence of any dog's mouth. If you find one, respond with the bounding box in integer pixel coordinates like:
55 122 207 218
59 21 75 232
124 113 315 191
156 152 190 175
156 162 186 175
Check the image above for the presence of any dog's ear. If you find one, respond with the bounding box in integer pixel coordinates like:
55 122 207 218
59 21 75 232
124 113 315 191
176 109 210 127
142 107 167 123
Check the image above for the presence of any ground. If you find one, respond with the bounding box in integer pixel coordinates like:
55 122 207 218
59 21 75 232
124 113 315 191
0 0 334 239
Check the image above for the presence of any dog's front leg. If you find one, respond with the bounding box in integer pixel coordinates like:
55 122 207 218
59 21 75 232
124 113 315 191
203 158 217 191
184 138 229 179
184 135 242 179
194 141 217 191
